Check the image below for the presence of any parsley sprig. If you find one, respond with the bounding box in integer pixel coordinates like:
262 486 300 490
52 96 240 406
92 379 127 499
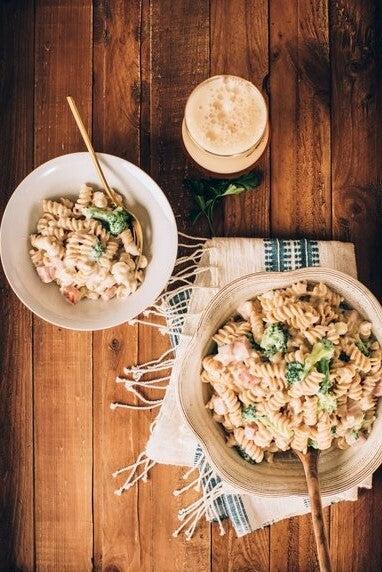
184 171 262 233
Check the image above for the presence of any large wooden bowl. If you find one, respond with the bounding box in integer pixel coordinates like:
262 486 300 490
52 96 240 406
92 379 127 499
177 268 382 497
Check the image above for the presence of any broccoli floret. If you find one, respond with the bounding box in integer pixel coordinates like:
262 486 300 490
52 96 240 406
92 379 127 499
339 301 352 311
90 240 106 261
236 446 256 464
331 426 337 435
285 362 305 385
304 339 334 372
351 429 360 439
317 358 332 394
260 323 288 357
318 392 337 413
242 404 258 422
307 438 318 449
285 340 334 388
355 339 370 357
85 206 131 235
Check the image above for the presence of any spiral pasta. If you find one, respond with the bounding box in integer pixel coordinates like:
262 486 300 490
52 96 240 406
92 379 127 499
202 281 381 463
29 184 146 303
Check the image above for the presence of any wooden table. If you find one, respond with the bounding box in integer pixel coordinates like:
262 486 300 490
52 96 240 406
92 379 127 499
1 1 381 570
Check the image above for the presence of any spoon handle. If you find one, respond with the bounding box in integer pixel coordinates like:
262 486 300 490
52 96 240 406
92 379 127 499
66 96 121 206
296 449 332 572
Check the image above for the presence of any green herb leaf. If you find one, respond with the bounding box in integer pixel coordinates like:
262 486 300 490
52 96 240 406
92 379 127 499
184 170 262 234
194 194 206 209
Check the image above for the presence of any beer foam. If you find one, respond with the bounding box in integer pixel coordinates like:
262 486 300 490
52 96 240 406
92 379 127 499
185 75 267 156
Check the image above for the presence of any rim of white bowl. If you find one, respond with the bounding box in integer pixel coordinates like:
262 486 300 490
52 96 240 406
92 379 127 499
0 152 178 331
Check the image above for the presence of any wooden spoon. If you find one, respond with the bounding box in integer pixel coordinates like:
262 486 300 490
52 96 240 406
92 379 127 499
294 448 332 572
66 96 143 252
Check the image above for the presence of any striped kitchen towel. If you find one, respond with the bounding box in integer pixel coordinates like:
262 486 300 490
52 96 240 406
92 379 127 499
112 236 372 539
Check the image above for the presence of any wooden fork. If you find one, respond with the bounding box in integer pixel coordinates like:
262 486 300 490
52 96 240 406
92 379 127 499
294 448 332 572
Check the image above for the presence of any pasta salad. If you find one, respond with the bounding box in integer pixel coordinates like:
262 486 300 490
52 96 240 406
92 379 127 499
29 184 147 304
202 281 382 464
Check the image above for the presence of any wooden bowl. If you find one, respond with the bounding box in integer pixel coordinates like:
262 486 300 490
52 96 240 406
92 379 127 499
177 268 382 497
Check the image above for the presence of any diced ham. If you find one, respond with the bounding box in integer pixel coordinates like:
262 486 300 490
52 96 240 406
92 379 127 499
212 397 228 416
61 285 82 305
101 286 117 301
237 301 253 320
36 265 55 283
215 344 234 366
232 337 252 361
215 337 252 366
238 368 257 388
244 426 257 440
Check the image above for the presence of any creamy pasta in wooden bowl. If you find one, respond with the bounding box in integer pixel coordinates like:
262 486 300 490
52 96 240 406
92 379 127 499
177 268 382 497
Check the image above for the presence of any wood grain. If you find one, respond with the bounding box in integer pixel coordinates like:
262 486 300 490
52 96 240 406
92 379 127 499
0 2 34 570
330 1 382 570
270 0 331 239
137 1 211 570
33 1 93 570
269 1 331 570
92 1 142 569
1 1 382 570
295 450 331 572
211 0 270 240
209 1 270 570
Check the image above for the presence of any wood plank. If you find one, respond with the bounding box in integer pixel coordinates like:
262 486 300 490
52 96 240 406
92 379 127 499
269 1 331 570
270 0 331 239
0 4 35 569
209 1 270 570
211 0 270 239
330 1 382 570
92 1 142 569
137 1 211 570
33 1 93 569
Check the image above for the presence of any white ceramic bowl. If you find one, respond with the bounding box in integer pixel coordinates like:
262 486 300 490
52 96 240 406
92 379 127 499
0 152 178 330
177 268 382 497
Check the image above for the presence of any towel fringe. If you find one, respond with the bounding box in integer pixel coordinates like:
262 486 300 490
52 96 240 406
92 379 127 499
112 232 218 538
113 451 156 494
172 461 226 540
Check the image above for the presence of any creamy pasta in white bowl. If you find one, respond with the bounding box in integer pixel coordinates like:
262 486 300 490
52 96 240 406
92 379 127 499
177 269 382 497
0 153 177 330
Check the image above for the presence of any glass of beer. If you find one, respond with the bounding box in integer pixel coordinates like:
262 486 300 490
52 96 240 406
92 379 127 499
182 75 269 176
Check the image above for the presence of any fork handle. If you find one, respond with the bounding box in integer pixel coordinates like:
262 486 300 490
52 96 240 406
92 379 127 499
296 449 332 572
66 96 121 206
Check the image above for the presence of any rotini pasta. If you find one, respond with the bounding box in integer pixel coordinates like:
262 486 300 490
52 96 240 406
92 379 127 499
29 184 146 303
202 281 381 463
